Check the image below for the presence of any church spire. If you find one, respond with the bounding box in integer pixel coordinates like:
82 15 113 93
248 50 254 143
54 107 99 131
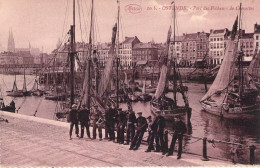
7 28 15 52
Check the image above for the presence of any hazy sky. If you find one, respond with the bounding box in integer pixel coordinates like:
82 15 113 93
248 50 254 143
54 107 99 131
0 0 259 53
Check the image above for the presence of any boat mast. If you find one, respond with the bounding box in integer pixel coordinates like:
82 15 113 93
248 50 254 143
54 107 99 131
116 0 120 108
238 3 244 99
69 0 76 106
86 0 94 110
172 1 177 106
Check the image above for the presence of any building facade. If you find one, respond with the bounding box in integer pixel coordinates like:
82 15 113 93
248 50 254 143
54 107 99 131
253 23 260 52
118 36 140 68
239 32 254 61
209 28 230 65
132 42 158 67
181 32 209 66
169 36 183 63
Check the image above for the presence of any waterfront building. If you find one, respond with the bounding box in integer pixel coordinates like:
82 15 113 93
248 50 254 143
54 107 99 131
239 32 254 61
169 36 183 64
132 42 158 67
209 28 230 65
119 36 141 69
253 23 260 52
181 32 209 66
97 42 111 68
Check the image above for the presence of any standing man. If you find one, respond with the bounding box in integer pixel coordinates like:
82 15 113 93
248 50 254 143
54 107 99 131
124 109 137 145
92 105 104 141
145 116 155 152
78 104 91 139
129 112 147 150
116 108 126 144
69 104 79 140
107 104 117 141
154 111 167 154
167 116 187 159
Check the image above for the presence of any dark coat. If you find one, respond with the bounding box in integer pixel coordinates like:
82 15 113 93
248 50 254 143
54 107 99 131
105 108 117 124
127 112 137 124
78 109 90 123
136 116 147 132
173 120 187 134
153 115 165 134
69 109 78 123
117 112 127 125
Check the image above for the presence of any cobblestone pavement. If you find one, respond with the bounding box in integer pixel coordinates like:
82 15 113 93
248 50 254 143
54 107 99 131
0 111 234 167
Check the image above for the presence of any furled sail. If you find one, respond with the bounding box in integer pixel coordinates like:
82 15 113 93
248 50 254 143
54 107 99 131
12 76 18 92
142 79 146 94
154 26 172 99
97 23 117 97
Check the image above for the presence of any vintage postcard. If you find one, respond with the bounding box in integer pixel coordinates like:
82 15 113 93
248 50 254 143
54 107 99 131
0 0 259 167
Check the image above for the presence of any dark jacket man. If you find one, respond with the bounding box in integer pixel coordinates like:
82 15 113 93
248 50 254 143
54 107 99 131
117 109 127 144
78 105 90 138
129 112 147 150
125 110 137 145
154 111 167 153
105 105 117 141
145 116 156 152
167 116 187 159
92 106 104 140
69 104 79 140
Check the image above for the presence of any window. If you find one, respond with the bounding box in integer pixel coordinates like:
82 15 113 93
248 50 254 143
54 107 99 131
256 35 259 40
257 42 259 46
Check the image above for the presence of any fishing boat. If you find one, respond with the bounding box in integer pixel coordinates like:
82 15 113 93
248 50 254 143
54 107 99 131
200 6 259 119
150 2 192 122
21 69 31 96
31 77 44 96
6 74 23 97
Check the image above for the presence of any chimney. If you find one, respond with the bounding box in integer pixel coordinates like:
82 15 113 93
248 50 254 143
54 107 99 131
210 29 213 34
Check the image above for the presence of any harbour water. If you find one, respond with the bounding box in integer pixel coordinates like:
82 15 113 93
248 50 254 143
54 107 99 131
1 74 259 164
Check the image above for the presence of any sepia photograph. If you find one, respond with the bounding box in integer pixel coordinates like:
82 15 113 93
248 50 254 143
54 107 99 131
0 0 259 166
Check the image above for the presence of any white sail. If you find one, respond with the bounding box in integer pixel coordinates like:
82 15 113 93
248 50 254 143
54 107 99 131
200 40 237 105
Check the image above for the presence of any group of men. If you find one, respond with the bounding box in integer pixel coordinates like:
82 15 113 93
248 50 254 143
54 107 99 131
68 103 187 159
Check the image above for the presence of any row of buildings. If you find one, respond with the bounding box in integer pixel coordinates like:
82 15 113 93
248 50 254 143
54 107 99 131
1 23 260 69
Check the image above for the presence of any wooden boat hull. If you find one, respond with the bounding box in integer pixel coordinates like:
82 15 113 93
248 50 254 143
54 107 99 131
150 102 192 121
6 91 23 97
200 101 259 120
0 106 15 113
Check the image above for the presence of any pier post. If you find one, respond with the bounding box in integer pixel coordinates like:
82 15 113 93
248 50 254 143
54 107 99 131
249 145 256 165
201 137 209 161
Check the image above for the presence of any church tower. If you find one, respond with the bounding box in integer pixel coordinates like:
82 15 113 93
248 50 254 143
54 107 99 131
7 28 15 52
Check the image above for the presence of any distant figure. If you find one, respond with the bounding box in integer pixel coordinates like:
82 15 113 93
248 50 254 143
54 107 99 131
116 108 127 144
145 116 155 152
154 111 167 154
78 104 91 139
106 104 117 141
92 105 104 141
167 116 187 159
10 100 15 112
69 104 79 140
125 109 137 145
129 112 147 150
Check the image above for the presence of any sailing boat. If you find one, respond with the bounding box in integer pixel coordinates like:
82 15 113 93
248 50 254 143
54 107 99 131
22 69 31 96
150 2 192 121
200 8 259 119
6 74 23 97
31 78 44 96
